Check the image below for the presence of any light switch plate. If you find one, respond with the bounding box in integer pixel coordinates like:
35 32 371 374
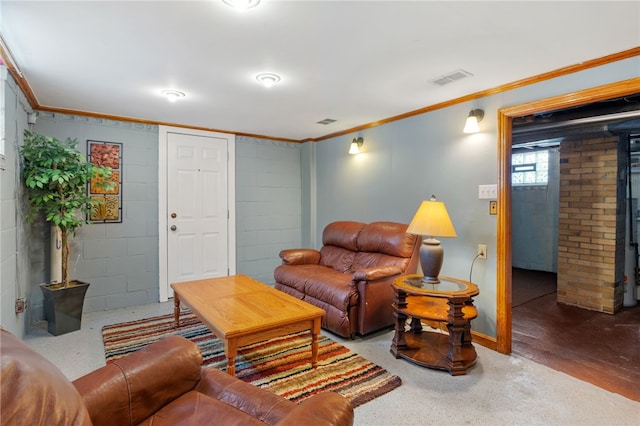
479 184 497 199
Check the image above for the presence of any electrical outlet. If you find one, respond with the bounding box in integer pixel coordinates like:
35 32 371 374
15 297 26 314
489 200 497 215
477 244 487 260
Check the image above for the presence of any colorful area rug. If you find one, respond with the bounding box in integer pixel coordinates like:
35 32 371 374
102 312 401 407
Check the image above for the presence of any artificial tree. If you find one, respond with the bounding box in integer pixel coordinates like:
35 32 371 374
21 130 112 288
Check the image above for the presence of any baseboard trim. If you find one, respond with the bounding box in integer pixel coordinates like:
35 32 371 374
472 330 497 351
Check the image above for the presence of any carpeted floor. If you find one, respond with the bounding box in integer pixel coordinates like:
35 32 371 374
25 301 640 425
102 311 401 407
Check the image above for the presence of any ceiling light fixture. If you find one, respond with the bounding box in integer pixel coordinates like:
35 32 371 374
256 73 281 88
223 0 260 11
463 109 485 133
160 90 186 103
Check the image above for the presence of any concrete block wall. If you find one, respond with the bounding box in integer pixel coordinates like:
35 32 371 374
30 113 160 318
236 136 302 284
512 147 560 272
558 135 623 313
1 68 32 337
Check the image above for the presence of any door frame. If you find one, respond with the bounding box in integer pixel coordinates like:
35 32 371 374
495 77 640 354
158 125 236 302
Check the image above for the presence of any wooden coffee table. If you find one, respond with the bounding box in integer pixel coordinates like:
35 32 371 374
171 274 324 376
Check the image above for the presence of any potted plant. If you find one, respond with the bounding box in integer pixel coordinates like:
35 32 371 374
21 130 113 335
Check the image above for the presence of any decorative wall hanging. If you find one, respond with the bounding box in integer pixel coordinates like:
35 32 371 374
87 140 122 223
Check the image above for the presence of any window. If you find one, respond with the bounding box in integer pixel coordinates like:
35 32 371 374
512 149 549 186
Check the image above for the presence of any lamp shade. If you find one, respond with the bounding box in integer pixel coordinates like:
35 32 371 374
407 198 457 238
349 137 363 155
463 109 484 133
463 115 480 133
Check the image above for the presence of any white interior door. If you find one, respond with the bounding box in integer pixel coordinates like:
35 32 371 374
159 126 236 300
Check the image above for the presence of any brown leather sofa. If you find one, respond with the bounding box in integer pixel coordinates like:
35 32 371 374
274 221 420 338
0 328 354 426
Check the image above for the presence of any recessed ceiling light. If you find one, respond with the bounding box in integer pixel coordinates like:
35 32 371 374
255 73 281 88
223 0 260 11
160 90 186 102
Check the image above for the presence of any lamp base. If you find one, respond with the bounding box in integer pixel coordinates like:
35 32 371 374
419 238 443 284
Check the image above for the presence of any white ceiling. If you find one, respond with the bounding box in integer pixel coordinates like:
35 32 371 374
1 1 639 141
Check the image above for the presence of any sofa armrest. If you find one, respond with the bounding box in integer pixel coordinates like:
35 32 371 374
280 248 321 265
352 265 403 282
276 392 354 426
73 335 202 426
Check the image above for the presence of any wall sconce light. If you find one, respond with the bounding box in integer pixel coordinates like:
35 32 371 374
349 137 364 155
463 109 485 133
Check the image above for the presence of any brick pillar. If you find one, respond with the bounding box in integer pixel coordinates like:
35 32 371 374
557 136 624 314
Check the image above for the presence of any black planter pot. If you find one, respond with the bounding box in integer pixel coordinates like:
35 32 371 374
40 281 90 336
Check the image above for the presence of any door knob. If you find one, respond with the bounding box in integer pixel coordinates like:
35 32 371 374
170 225 177 231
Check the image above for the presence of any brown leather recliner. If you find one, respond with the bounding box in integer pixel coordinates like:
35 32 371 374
0 329 354 426
274 221 420 338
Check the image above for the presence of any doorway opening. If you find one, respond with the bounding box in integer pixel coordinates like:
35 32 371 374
497 81 640 400
496 78 640 354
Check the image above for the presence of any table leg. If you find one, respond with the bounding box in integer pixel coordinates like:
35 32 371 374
173 293 181 328
311 317 321 368
391 288 408 357
446 296 468 376
225 339 238 376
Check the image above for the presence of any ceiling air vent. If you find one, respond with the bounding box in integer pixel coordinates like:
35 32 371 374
316 118 337 125
430 69 473 86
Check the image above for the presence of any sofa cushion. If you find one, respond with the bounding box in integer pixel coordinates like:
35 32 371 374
195 366 295 425
319 246 355 272
357 222 417 258
318 222 365 272
139 391 267 426
304 269 359 310
274 264 317 294
352 252 410 273
322 221 365 251
275 264 358 310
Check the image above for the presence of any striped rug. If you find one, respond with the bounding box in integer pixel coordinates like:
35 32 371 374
102 311 401 407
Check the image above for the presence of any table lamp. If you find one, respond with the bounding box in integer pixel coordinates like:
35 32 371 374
406 195 457 284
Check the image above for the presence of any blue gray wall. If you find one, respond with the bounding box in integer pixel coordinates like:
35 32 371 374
31 113 160 317
2 56 638 339
313 57 640 337
315 102 500 336
512 148 560 272
236 136 303 284
0 95 305 336
1 69 32 337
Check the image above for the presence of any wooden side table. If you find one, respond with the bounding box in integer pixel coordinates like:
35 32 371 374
390 274 479 376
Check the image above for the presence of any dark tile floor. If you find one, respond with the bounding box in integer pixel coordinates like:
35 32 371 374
511 268 640 402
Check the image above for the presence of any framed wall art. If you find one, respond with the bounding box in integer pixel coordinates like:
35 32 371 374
87 140 123 223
